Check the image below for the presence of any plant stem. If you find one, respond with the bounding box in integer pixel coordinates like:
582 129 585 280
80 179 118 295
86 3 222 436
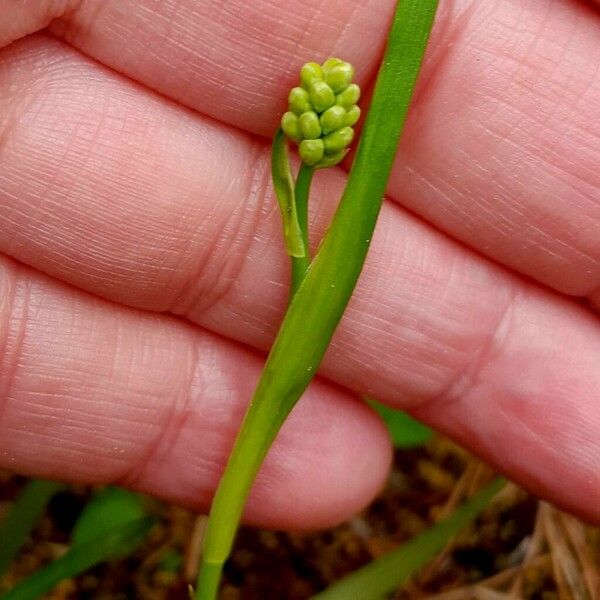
271 129 306 258
194 562 222 600
195 2 439 598
291 163 314 295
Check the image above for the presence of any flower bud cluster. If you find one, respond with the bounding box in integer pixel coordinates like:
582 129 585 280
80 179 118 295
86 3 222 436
281 58 361 168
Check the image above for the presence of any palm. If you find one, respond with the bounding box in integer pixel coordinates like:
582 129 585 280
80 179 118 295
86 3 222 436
0 0 598 526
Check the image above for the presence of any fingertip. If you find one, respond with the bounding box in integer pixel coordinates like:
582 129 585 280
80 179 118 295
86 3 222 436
245 384 393 529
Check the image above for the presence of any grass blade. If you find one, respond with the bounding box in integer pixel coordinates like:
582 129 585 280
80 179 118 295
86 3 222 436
0 480 64 577
311 478 505 600
0 517 155 600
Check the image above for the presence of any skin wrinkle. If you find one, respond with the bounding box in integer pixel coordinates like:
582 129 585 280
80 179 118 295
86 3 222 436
589 285 600 309
431 285 518 409
0 260 26 435
1 277 177 480
454 114 599 272
430 400 569 510
407 0 477 112
170 143 271 318
117 333 199 490
3 61 154 279
0 50 51 158
475 16 600 213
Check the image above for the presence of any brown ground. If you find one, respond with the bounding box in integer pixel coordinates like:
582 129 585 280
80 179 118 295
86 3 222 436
1 438 598 599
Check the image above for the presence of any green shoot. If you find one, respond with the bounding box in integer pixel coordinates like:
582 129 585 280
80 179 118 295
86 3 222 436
0 518 154 600
0 479 64 577
311 478 505 600
1 487 154 600
195 2 440 598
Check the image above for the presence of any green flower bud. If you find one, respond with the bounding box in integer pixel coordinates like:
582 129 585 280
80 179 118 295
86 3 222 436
323 61 355 93
336 83 361 109
344 105 361 127
289 87 311 115
281 58 360 168
281 112 302 142
309 81 335 113
322 58 344 71
323 126 354 154
320 105 346 135
300 62 323 89
299 139 324 166
298 111 322 140
316 149 347 169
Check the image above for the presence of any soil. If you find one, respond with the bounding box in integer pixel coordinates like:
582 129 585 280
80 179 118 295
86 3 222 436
1 437 598 599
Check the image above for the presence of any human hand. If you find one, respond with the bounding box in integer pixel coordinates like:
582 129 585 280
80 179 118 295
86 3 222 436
0 0 598 526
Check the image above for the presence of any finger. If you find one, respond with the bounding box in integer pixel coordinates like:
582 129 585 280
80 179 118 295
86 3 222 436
47 0 600 299
1 36 599 522
0 256 391 528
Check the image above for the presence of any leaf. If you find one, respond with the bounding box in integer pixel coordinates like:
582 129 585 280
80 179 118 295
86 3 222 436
367 399 432 448
310 478 505 600
0 479 64 576
271 128 306 258
0 487 154 599
0 517 155 600
72 487 146 553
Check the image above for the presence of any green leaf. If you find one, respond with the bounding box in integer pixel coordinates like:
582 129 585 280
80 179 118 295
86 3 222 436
367 399 432 447
0 479 64 577
0 517 155 600
0 487 153 599
311 478 505 600
72 487 146 552
271 128 306 258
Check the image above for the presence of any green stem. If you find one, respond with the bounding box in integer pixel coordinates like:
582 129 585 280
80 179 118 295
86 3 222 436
291 163 314 295
194 562 223 600
195 2 439 598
